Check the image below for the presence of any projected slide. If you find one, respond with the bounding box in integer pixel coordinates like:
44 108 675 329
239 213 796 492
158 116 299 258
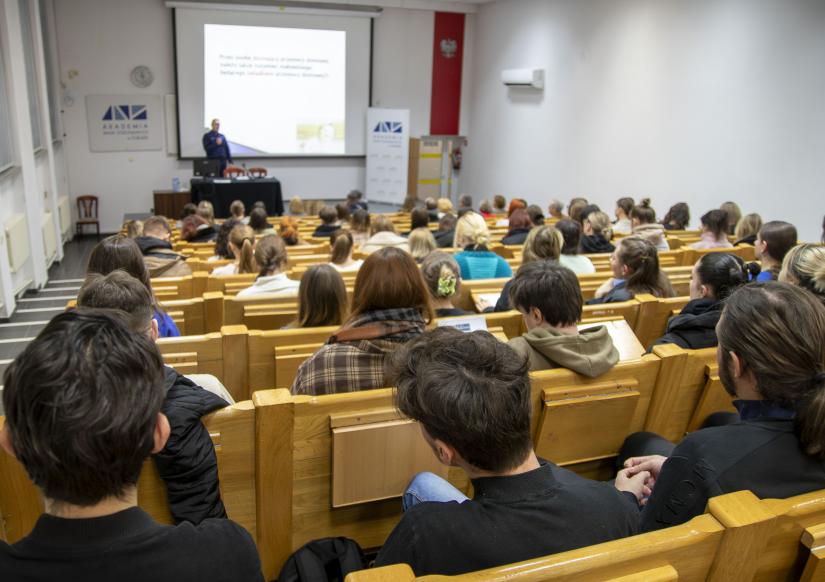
204 24 346 155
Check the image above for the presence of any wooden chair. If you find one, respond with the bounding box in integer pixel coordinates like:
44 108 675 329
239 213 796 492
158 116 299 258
156 325 248 402
75 195 100 238
0 400 257 546
253 388 472 577
346 512 725 581
529 354 662 479
247 167 267 178
223 165 246 178
161 296 207 336
644 344 736 441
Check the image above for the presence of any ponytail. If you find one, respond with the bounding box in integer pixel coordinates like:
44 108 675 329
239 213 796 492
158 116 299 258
254 235 288 279
797 372 825 458
238 238 256 274
618 237 674 297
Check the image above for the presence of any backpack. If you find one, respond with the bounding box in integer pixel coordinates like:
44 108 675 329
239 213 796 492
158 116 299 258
277 537 366 582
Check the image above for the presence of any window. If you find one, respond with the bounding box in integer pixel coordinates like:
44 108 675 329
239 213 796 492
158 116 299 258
39 0 61 141
0 42 14 172
18 0 43 151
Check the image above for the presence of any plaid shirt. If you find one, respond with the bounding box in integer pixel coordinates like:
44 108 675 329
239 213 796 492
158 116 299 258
290 308 425 396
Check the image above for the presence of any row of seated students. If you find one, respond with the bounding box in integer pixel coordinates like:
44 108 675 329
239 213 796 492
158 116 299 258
2 272 825 579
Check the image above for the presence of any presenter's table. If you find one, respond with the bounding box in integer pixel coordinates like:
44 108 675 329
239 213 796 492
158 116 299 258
190 177 283 218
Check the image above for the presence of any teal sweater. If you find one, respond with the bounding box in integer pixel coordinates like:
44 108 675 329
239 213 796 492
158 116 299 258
454 250 513 280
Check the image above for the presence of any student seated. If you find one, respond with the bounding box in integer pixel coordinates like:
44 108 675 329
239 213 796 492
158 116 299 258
346 189 368 213
492 194 507 215
288 196 305 216
209 218 240 262
587 237 675 304
336 203 351 226
421 252 473 318
478 199 494 218
650 253 747 350
236 235 299 298
405 208 430 236
433 213 457 248
176 202 197 229
77 271 233 523
613 197 634 234
313 206 341 238
124 219 143 238
754 220 798 281
526 204 545 227
779 243 825 305
509 262 619 374
424 197 439 222
362 216 409 254
547 198 565 220
288 264 348 328
733 213 762 246
135 216 192 278
662 202 690 230
87 235 181 338
490 224 563 312
507 197 527 217
720 201 742 235
453 212 513 280
210 225 256 276
408 227 437 263
581 211 615 254
437 197 454 218
290 247 432 395
329 230 363 272
556 219 596 274
501 208 533 245
229 199 246 224
249 207 276 237
457 194 474 215
374 328 641 576
691 209 733 250
620 282 825 532
279 216 307 246
630 198 669 251
350 209 371 247
0 310 263 581
180 215 217 243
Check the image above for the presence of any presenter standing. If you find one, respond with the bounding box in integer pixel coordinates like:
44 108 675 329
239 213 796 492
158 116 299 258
202 118 233 177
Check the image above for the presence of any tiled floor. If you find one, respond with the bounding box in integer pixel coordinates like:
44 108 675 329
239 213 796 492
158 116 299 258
0 236 98 414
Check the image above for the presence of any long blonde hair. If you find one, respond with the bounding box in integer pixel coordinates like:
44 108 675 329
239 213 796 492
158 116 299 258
734 213 762 241
522 225 563 265
408 228 437 262
453 211 491 249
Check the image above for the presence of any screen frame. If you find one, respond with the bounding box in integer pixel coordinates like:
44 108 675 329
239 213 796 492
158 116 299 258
171 7 375 161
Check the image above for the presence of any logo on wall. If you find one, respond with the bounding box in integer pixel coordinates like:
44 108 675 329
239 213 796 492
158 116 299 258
373 121 404 134
102 105 148 121
440 38 458 59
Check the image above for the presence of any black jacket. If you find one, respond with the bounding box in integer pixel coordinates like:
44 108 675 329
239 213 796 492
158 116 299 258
580 235 615 254
640 401 825 532
189 226 217 243
586 281 633 305
434 229 455 248
375 461 638 576
734 234 757 246
135 236 187 260
154 367 229 525
649 298 721 351
501 228 531 246
313 224 340 238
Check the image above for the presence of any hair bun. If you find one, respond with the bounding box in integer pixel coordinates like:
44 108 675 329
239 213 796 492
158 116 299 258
640 198 651 208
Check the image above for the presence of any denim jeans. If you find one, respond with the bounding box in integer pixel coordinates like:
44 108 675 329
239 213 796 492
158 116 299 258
402 471 469 511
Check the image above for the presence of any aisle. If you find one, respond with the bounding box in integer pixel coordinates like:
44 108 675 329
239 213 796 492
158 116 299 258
0 237 97 414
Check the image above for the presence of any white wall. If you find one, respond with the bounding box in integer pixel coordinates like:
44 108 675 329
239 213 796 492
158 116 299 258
465 0 825 242
54 0 476 232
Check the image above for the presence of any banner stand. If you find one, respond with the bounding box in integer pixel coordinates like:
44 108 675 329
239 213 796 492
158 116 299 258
365 108 410 205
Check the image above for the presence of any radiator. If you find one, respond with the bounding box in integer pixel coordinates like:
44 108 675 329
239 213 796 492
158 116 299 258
5 214 30 274
57 195 71 235
42 211 57 261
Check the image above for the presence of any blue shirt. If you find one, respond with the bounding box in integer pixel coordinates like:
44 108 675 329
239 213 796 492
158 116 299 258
454 250 512 280
756 270 775 282
202 131 232 162
154 310 180 338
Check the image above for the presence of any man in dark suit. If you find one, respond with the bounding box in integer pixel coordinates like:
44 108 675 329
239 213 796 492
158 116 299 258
202 118 233 177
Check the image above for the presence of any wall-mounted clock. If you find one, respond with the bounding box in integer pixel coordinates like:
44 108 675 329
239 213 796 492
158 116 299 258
130 65 154 88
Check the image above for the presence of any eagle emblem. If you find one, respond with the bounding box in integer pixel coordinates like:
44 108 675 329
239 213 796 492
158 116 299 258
440 38 458 59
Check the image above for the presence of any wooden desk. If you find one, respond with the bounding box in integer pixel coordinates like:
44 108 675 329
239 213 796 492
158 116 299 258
153 189 191 219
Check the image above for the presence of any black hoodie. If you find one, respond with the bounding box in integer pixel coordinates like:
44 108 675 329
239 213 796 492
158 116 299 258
649 298 722 351
580 234 615 254
153 367 229 524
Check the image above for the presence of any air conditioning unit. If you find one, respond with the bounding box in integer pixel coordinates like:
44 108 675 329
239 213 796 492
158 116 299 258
501 68 544 89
